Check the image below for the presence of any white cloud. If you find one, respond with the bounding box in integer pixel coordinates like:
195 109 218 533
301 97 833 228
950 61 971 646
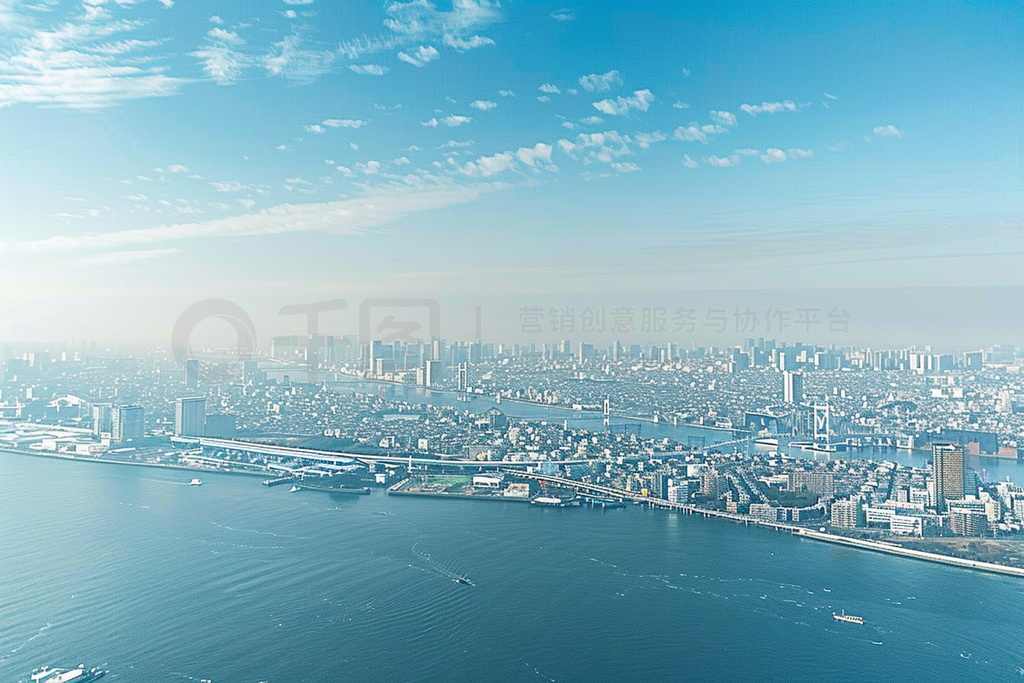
442 34 494 51
166 164 188 173
706 154 741 167
12 182 498 253
211 181 249 192
633 131 666 148
610 161 640 173
262 34 336 84
823 92 838 100
156 0 174 8
672 101 689 109
304 124 326 134
557 130 633 165
209 15 224 25
78 248 181 268
709 110 736 127
681 155 698 168
580 116 603 125
681 67 691 77
322 118 368 128
441 114 471 126
536 95 549 102
740 100 799 116
440 139 474 148
873 124 903 138
550 8 575 21
349 64 388 75
498 89 515 97
539 83 561 94
0 11 184 109
383 0 502 40
760 148 786 163
672 123 722 143
397 44 440 67
422 118 439 127
592 89 653 116
470 99 497 111
787 148 813 159
284 0 315 4
207 27 244 45
458 151 513 177
190 45 247 85
578 70 622 93
515 142 554 169
356 160 381 175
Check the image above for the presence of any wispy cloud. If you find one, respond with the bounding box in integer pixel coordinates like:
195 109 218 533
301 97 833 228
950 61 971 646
539 83 561 95
592 89 653 116
470 99 497 111
0 6 182 108
397 44 440 67
550 8 576 22
348 64 388 75
10 181 499 254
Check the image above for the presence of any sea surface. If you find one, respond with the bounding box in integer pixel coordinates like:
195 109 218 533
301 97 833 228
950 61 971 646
4 454 1024 682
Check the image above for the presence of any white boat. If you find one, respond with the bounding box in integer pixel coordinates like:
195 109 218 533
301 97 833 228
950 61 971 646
289 485 300 492
189 478 203 486
832 610 864 625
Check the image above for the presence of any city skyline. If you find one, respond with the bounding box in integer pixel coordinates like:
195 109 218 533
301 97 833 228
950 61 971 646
1 0 1022 342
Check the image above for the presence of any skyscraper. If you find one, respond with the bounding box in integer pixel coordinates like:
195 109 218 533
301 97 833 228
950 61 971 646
424 359 443 387
933 443 967 512
175 397 206 437
185 359 199 389
457 362 468 392
92 403 112 436
783 371 803 404
111 406 145 443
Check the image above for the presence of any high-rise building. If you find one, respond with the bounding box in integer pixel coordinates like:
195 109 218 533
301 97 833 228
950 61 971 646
242 360 259 385
92 403 113 436
184 359 199 389
933 443 967 512
830 498 865 528
111 405 145 443
424 359 443 387
456 362 468 392
783 371 803 404
175 397 206 437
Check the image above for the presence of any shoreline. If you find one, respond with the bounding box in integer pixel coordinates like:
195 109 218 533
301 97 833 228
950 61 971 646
792 529 1024 578
6 446 1024 579
0 447 268 479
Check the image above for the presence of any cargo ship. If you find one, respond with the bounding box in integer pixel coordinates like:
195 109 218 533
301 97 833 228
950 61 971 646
832 610 864 625
31 665 107 682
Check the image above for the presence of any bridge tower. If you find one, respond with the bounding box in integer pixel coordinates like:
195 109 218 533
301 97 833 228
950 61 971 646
813 403 831 449
602 397 610 427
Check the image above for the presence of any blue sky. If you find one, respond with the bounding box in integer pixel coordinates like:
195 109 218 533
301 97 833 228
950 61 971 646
0 0 1022 342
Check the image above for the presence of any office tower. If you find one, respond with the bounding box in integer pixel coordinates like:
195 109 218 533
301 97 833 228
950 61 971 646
111 405 145 443
457 362 468 392
174 397 206 437
783 371 803 404
424 360 443 387
184 359 199 389
933 443 967 512
92 403 113 436
242 360 258 385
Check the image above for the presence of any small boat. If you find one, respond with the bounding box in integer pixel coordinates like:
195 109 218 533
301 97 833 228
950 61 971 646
189 478 203 486
31 666 107 682
453 577 474 586
832 610 864 625
288 485 300 492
